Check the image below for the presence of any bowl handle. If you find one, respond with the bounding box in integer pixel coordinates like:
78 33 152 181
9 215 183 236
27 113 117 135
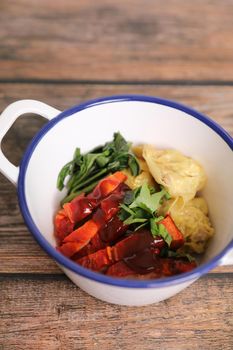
0 99 61 186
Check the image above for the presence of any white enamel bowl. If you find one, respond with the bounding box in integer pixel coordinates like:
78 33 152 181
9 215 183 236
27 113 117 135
0 95 233 306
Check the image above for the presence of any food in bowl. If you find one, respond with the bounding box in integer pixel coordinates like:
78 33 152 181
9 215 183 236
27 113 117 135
54 132 214 279
1 95 231 305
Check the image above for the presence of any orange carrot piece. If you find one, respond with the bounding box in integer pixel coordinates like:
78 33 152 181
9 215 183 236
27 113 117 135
54 209 74 242
55 171 127 247
77 247 113 271
63 220 101 244
57 242 84 258
63 193 90 224
57 221 102 258
89 171 127 199
159 215 184 249
76 230 152 271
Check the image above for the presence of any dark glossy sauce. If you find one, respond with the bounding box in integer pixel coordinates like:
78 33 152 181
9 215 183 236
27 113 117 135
101 193 122 218
72 197 96 220
89 178 128 199
69 183 129 223
124 249 159 274
123 234 166 274
65 193 97 222
93 183 129 241
99 215 128 242
92 207 107 228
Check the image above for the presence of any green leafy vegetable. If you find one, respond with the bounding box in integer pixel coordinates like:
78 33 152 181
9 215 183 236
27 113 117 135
119 203 135 217
150 219 172 246
123 191 135 205
57 161 72 191
129 183 168 215
118 183 172 245
60 179 100 205
128 154 141 176
123 216 148 226
119 203 150 226
57 132 141 204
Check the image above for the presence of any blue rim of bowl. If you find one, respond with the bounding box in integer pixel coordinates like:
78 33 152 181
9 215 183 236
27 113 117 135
17 94 233 288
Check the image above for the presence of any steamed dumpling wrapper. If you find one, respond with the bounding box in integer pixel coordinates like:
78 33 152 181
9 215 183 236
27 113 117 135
122 158 156 189
159 197 214 254
130 144 214 253
143 145 207 202
122 168 155 189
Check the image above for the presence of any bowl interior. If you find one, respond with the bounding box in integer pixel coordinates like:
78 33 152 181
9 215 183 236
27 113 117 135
22 99 233 267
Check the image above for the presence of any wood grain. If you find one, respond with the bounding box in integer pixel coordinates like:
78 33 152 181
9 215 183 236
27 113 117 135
1 2 233 348
0 83 233 274
0 0 233 81
0 274 233 350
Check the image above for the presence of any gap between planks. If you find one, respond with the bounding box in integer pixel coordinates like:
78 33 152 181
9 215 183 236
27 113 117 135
1 79 233 86
0 272 233 281
1 269 233 280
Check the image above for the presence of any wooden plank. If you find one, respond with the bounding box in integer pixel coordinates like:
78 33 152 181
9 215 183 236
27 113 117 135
0 274 233 350
1 83 233 135
0 0 233 81
0 83 233 274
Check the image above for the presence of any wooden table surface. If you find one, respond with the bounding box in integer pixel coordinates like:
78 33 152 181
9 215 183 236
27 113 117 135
0 1 233 349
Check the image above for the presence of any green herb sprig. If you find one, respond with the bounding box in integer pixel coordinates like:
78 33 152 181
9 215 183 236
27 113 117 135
57 132 140 204
118 183 173 246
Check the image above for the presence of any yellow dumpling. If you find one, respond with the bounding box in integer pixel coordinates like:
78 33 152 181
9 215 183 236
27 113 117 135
122 168 155 190
131 145 144 158
143 145 207 202
159 197 214 254
122 157 156 190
